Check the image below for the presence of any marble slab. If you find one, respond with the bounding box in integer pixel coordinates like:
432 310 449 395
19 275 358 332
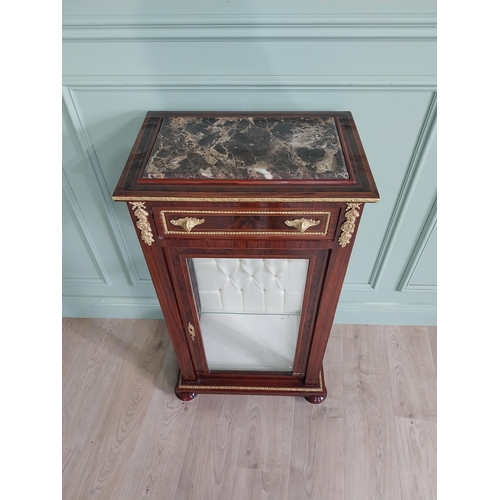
142 116 349 181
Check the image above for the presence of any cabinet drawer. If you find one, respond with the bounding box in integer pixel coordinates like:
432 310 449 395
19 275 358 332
152 208 337 239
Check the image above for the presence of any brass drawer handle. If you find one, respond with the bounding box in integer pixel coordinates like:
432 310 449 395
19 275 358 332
187 322 196 341
170 217 205 232
285 217 321 233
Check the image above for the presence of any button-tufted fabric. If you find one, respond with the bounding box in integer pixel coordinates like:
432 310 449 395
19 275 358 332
191 258 309 314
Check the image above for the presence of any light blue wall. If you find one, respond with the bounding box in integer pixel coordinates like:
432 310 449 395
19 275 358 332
62 1 437 325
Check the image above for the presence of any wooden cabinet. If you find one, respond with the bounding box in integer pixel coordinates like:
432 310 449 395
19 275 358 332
113 112 379 404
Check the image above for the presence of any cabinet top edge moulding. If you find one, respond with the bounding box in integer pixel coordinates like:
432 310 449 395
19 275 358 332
112 111 379 203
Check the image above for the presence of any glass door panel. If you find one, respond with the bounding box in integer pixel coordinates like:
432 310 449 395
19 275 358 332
188 258 309 372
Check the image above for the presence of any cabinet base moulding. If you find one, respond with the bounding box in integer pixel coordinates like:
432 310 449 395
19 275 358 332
175 368 327 403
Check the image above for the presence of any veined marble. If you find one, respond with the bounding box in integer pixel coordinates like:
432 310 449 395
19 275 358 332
142 116 349 180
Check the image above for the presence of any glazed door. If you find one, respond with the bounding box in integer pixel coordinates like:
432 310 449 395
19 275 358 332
166 245 329 377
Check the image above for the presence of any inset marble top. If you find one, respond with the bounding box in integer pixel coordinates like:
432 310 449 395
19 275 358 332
142 116 349 181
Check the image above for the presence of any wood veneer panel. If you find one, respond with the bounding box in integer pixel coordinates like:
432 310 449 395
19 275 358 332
154 208 335 240
304 203 363 385
342 325 402 500
128 203 197 381
387 325 437 421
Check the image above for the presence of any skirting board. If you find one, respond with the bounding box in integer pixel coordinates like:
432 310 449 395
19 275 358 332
62 296 437 326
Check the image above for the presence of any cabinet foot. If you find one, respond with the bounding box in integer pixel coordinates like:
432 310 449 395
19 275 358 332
175 391 197 402
305 395 326 404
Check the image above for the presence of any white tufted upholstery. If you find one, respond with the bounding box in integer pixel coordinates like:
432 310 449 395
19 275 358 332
190 258 309 371
191 258 309 314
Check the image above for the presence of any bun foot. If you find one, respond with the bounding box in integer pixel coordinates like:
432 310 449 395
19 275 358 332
175 391 197 402
305 395 326 404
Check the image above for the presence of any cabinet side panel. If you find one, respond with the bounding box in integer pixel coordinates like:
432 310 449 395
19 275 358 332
127 204 197 380
305 204 365 384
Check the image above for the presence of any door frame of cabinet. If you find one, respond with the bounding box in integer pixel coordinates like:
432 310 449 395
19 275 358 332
165 242 331 379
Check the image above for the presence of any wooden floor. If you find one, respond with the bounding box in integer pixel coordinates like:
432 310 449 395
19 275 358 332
62 319 436 500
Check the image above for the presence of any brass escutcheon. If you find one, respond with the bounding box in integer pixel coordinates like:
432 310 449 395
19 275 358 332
187 322 196 341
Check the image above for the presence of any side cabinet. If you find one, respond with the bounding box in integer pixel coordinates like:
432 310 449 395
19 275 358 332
114 112 379 404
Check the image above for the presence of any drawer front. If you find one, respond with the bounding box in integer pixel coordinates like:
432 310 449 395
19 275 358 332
152 208 337 239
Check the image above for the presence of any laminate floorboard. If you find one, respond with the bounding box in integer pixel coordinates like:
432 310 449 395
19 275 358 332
232 468 289 500
394 417 437 500
387 326 437 421
237 395 295 475
115 327 199 500
175 395 246 500
289 400 344 500
62 320 437 500
427 326 437 373
64 320 169 499
343 325 402 500
62 319 137 452
288 327 345 500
